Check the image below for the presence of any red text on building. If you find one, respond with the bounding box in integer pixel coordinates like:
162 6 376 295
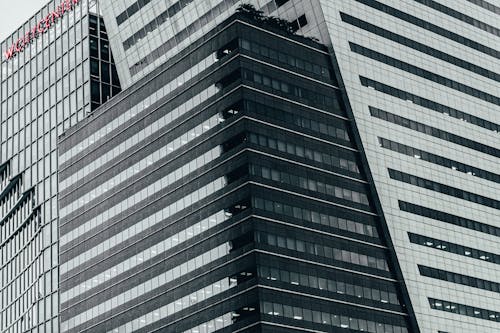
4 0 80 60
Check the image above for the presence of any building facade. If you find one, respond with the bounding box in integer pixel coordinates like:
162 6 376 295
99 0 311 88
0 0 487 331
0 0 120 332
57 14 419 333
94 1 499 332
305 1 500 332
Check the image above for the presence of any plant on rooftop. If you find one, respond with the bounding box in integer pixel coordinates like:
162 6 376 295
236 4 296 34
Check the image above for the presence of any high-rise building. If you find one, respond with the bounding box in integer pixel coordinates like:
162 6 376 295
302 2 500 332
0 0 500 333
92 0 498 332
99 0 287 88
58 10 420 333
0 0 121 332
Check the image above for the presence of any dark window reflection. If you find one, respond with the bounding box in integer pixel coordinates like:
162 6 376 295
91 80 100 103
90 59 99 77
101 63 110 83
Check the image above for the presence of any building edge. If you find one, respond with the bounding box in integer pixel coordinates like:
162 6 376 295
324 39 421 333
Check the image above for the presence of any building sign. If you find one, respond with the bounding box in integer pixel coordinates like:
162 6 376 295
4 0 80 60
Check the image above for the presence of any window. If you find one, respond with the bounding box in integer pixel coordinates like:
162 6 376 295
409 233 499 264
262 301 408 332
298 15 308 28
276 0 290 7
379 137 499 184
399 201 500 237
390 169 500 210
90 80 100 103
429 298 500 322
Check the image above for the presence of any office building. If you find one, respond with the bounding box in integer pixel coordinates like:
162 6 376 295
58 12 419 333
307 1 500 332
0 0 494 331
0 0 121 332
94 0 499 332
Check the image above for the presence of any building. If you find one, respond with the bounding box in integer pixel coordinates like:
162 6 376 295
306 1 500 332
99 0 293 88
0 0 120 332
0 0 492 333
57 12 420 333
94 1 499 332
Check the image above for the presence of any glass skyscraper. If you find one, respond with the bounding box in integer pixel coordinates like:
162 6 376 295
1 0 498 332
0 0 120 332
95 0 499 332
304 1 500 332
58 10 419 333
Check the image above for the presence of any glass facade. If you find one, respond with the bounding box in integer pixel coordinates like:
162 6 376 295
58 14 416 333
99 0 324 88
0 1 120 331
1 0 494 332
88 13 121 111
314 0 500 332
99 9 500 327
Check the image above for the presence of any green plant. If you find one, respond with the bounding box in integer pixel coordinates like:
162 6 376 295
236 4 295 35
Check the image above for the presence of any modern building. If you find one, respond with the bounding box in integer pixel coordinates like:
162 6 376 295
57 13 419 333
307 1 500 333
307 2 500 333
92 0 497 332
99 0 298 88
0 0 121 332
0 0 489 331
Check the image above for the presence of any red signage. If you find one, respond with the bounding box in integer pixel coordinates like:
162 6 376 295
4 0 80 60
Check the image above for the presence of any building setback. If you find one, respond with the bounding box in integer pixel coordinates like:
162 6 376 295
58 14 418 333
0 0 120 332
